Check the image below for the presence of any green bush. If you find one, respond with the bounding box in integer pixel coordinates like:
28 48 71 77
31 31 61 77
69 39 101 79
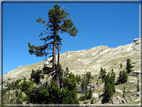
84 101 88 104
91 98 94 104
31 69 41 84
19 68 79 104
19 78 34 95
79 91 88 101
62 72 79 104
120 64 122 68
102 79 105 83
79 88 92 101
16 89 18 97
6 79 21 90
123 86 126 93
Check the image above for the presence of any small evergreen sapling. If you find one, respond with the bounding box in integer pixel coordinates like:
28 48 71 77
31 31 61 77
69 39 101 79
137 80 139 92
87 87 92 99
126 59 134 73
117 70 128 83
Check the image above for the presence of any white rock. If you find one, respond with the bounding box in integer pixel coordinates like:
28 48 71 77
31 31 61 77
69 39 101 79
116 89 123 94
92 93 99 99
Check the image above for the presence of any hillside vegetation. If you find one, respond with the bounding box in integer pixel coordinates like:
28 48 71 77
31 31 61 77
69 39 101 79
2 58 140 106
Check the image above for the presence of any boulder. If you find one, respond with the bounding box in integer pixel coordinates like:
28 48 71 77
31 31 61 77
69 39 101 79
112 97 119 104
116 96 122 103
134 97 140 102
111 96 122 104
92 93 99 99
116 88 123 94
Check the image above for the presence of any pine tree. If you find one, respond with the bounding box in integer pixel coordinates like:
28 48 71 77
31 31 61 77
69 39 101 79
103 71 116 101
28 4 78 86
110 69 115 92
120 63 122 68
117 70 128 83
100 68 106 79
126 59 134 73
104 82 113 101
87 87 92 99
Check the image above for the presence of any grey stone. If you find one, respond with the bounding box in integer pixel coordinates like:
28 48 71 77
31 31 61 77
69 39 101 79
112 96 122 104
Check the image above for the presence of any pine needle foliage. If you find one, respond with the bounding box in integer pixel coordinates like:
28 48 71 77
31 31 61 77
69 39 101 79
126 59 134 73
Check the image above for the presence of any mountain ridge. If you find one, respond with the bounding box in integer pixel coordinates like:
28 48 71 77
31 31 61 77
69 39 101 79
2 38 141 83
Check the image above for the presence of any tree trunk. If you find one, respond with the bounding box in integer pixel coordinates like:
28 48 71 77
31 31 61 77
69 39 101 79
52 23 60 87
52 31 56 75
57 48 61 88
57 47 60 70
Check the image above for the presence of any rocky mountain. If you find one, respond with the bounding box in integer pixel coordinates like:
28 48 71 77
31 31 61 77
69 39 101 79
3 38 141 83
1 38 141 105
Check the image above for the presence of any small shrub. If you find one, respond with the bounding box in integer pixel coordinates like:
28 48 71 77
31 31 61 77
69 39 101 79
91 98 94 104
102 79 105 83
16 89 18 97
84 101 88 104
123 86 126 93
41 74 44 79
137 80 139 92
79 95 87 101
120 63 122 68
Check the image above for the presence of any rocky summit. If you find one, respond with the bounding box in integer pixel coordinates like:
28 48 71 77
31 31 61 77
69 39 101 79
3 38 140 82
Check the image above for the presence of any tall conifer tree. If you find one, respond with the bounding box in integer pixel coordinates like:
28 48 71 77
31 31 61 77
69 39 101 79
28 4 78 86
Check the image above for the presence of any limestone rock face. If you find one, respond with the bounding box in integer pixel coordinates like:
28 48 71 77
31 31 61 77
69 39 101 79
2 38 140 84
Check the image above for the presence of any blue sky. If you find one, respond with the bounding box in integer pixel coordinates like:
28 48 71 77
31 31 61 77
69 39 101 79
3 3 139 76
